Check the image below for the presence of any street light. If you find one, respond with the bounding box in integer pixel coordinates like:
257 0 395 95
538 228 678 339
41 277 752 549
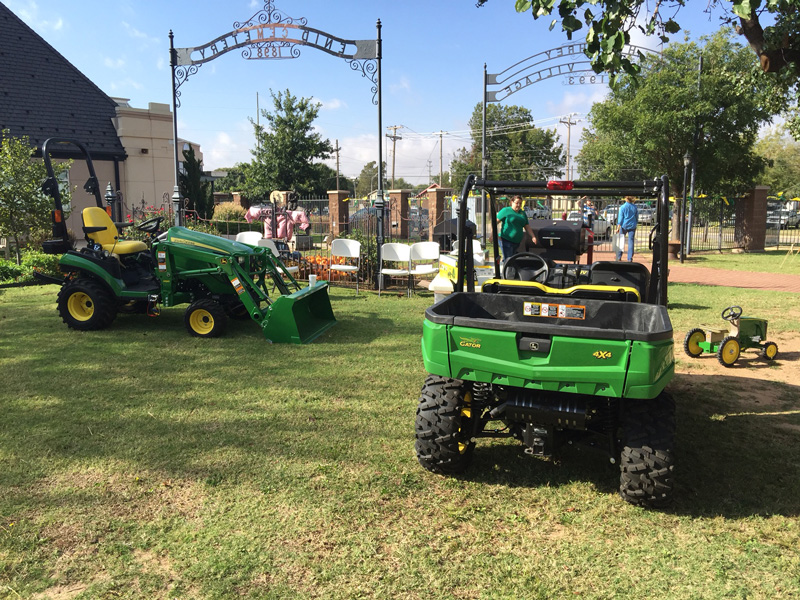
104 182 116 222
680 152 692 263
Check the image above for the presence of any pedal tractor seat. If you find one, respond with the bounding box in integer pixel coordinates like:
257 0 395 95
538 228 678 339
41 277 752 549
82 207 147 255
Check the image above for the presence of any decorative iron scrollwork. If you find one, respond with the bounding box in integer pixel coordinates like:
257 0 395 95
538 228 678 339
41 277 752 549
347 59 379 105
234 0 307 30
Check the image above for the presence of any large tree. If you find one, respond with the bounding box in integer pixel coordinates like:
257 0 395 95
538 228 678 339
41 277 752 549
244 89 333 201
449 103 565 192
354 161 386 198
179 146 214 220
0 130 70 263
477 0 800 135
576 30 773 197
754 124 800 198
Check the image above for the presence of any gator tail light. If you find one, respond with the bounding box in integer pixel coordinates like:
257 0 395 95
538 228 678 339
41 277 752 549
53 209 63 223
546 180 574 191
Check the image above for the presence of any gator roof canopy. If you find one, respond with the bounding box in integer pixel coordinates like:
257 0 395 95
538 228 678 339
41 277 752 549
0 3 126 160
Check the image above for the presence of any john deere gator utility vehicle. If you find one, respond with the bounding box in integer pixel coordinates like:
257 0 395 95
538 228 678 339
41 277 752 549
415 175 675 507
39 139 335 344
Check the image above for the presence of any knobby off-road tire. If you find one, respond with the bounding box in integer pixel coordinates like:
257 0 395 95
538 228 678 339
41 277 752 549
57 278 117 331
761 341 778 361
185 299 227 338
619 392 676 508
415 375 476 475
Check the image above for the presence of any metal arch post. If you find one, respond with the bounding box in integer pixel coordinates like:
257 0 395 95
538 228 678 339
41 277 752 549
482 63 488 245
169 30 182 227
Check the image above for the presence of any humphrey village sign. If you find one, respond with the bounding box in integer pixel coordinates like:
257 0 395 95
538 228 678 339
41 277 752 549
167 1 381 227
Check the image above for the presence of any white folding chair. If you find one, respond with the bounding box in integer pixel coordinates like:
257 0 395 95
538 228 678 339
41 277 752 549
450 239 485 266
257 238 299 276
328 238 361 294
379 242 411 297
235 231 263 245
409 241 440 292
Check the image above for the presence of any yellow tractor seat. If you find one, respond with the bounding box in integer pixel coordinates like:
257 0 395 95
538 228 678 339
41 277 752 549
82 207 147 254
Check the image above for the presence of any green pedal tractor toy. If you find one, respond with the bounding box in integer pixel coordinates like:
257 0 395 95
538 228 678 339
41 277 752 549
683 305 778 367
415 175 675 508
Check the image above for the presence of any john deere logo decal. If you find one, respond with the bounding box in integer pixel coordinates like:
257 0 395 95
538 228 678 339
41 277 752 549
459 336 482 349
593 350 612 359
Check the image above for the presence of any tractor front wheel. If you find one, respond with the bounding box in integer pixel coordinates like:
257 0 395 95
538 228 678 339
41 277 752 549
185 299 227 338
717 336 740 367
683 328 706 358
619 392 676 508
761 341 778 361
415 375 476 475
57 279 117 331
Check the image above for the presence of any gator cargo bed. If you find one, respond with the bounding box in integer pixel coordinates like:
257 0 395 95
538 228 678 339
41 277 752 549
422 292 674 399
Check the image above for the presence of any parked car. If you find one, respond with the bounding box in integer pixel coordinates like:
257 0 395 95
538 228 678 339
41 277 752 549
767 209 800 229
637 206 655 225
525 202 551 219
566 211 613 239
602 203 622 224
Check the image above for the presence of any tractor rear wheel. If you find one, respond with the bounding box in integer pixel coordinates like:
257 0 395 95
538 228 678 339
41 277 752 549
619 392 676 508
57 278 117 331
185 299 227 338
717 336 740 367
683 328 706 358
415 375 476 475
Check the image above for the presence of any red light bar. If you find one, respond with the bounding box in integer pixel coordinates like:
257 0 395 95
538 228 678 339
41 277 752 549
546 180 574 191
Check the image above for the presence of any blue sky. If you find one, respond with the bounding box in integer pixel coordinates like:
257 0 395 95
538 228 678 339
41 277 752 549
8 0 736 184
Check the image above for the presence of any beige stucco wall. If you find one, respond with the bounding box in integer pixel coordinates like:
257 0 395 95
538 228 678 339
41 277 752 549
59 101 203 238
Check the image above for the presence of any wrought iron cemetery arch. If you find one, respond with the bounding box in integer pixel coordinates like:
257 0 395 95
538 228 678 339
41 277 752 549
478 43 659 237
168 1 382 225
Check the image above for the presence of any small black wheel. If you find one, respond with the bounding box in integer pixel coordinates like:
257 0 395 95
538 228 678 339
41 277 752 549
683 328 707 358
619 392 676 508
415 375 476 475
57 278 117 331
185 299 227 338
721 305 742 321
503 252 550 283
761 341 778 361
717 335 740 367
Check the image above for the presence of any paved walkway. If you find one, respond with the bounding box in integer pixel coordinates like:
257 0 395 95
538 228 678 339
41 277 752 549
591 250 800 293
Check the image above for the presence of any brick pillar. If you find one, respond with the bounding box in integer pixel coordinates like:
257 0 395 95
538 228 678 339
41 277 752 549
327 190 350 237
389 189 411 239
735 186 768 251
425 188 452 242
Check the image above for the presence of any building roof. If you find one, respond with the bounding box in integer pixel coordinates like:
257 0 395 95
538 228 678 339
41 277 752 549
0 3 126 161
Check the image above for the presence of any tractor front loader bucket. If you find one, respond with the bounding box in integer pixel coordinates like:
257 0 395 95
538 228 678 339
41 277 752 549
261 282 336 344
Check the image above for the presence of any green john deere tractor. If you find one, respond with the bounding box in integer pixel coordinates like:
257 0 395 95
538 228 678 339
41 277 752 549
415 175 675 507
39 139 335 344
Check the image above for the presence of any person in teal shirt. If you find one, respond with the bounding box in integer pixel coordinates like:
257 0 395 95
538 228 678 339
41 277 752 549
496 196 537 264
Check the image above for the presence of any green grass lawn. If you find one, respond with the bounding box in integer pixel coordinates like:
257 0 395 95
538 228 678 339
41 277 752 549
1 283 799 599
678 248 800 275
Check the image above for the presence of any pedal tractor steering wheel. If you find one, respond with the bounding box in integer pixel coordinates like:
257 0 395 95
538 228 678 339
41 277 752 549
721 305 743 321
503 252 550 284
137 216 163 234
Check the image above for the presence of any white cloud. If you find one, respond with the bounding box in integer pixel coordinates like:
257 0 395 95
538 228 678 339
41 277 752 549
109 77 143 92
121 21 159 46
7 1 65 33
104 57 125 69
314 97 347 111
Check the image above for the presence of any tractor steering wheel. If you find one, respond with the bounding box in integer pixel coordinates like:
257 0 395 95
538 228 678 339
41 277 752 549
721 305 743 321
503 252 550 284
137 216 164 234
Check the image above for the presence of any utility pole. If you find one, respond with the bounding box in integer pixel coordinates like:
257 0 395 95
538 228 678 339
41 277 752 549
386 125 403 189
427 160 433 185
333 139 341 190
559 113 578 179
439 131 444 186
